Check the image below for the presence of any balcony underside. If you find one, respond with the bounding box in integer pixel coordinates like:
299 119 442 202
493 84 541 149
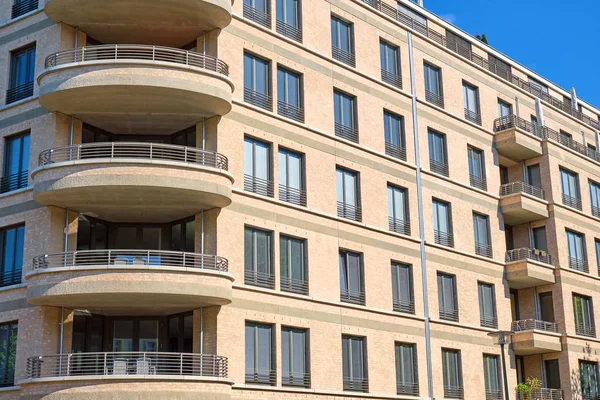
506 260 555 289
494 129 543 162
38 62 233 134
44 0 232 47
32 161 233 222
512 331 562 355
500 194 548 225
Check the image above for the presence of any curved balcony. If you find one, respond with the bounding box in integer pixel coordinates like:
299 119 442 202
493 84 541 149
32 142 233 222
44 0 232 47
21 352 233 399
26 250 234 314
38 45 233 134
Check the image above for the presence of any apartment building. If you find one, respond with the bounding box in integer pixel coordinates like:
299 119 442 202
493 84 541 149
0 0 599 398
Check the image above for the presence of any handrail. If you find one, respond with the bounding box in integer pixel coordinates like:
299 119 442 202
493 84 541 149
499 182 545 200
44 45 229 76
505 248 552 266
511 319 558 333
26 352 228 379
517 388 563 400
32 250 228 272
38 142 228 170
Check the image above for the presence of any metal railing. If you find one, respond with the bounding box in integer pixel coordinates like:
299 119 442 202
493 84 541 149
505 248 552 265
276 19 302 42
6 81 33 104
581 393 600 400
280 277 308 295
480 316 498 329
45 45 229 75
243 3 271 28
493 115 544 139
568 257 588 273
464 108 482 125
244 175 274 197
575 324 596 338
343 376 368 392
475 243 493 258
0 270 21 288
397 382 419 396
389 216 411 236
12 0 38 19
335 122 359 143
244 87 273 111
32 250 228 272
27 352 228 379
517 388 563 400
511 319 558 333
486 390 504 400
562 193 582 211
332 46 356 67
279 185 306 206
444 385 464 399
429 158 449 177
393 299 415 314
0 170 28 193
439 308 459 322
385 141 407 161
245 369 276 385
282 372 310 387
500 182 545 200
277 101 305 123
340 288 365 305
434 230 454 248
38 142 228 170
425 90 444 108
337 201 362 222
470 174 487 191
381 69 402 89
244 270 275 289
592 205 600 219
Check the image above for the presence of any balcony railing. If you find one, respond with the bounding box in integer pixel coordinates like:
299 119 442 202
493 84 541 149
393 299 415 314
568 257 589 273
493 115 544 139
335 122 359 143
243 3 271 28
332 46 356 67
0 170 28 193
562 193 582 211
0 270 21 288
593 205 600 219
340 288 365 305
245 369 276 385
27 352 228 379
575 324 596 338
244 175 274 197
429 158 449 177
470 173 487 191
425 90 444 108
39 142 228 170
444 385 464 399
486 390 504 400
45 45 229 76
337 201 362 222
32 250 228 272
381 69 402 89
517 388 563 400
277 101 305 123
397 382 419 396
475 243 493 258
464 108 482 125
505 248 552 266
500 182 545 200
276 19 302 42
439 308 459 322
12 0 38 19
389 216 410 236
511 319 558 333
244 87 273 111
280 277 308 295
434 230 454 248
282 372 310 387
480 315 498 329
244 270 275 289
385 141 407 161
6 81 33 104
343 376 368 392
279 185 306 206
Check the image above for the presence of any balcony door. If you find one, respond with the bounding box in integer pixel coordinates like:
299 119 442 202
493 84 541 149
538 292 555 323
545 359 561 389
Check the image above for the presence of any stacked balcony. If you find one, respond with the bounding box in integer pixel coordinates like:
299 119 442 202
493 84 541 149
499 182 548 225
510 320 562 355
505 248 555 289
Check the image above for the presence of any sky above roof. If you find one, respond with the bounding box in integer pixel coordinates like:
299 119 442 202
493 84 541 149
423 0 600 110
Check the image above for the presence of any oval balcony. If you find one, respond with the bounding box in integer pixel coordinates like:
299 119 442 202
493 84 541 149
44 0 232 47
26 250 234 314
21 352 233 399
38 45 233 134
32 142 233 222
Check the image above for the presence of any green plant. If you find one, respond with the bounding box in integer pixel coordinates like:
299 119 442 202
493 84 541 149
516 377 542 399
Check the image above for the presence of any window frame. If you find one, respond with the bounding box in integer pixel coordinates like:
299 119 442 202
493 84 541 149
279 234 308 295
245 321 276 385
392 262 414 314
437 272 458 321
281 326 310 387
244 226 274 288
339 249 365 305
478 281 497 328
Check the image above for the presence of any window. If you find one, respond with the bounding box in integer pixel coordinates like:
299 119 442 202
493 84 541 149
7 45 35 104
567 230 587 273
428 129 448 176
244 137 273 196
528 77 549 97
483 355 502 400
468 146 486 190
530 115 540 134
462 82 481 125
395 343 418 396
559 130 573 147
433 199 453 247
473 213 492 258
580 361 599 399
590 180 600 218
545 359 561 390
244 53 272 110
281 327 309 387
442 349 464 399
388 185 409 235
280 235 307 294
446 30 472 59
424 63 443 107
437 273 458 321
334 90 358 142
243 0 271 28
380 41 401 88
276 0 302 41
336 167 361 221
1 132 29 193
392 262 414 314
527 164 542 190
533 227 549 262
245 322 275 385
397 3 427 27
342 335 368 392
277 67 304 122
278 148 305 205
0 322 17 387
478 282 497 328
573 294 595 337
596 240 600 277
539 292 555 324
12 0 38 19
497 100 512 118
339 250 364 305
488 54 511 80
244 227 274 288
384 111 406 161
331 16 355 66
0 225 24 287
560 168 581 210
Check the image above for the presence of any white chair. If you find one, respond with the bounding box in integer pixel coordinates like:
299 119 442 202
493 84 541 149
136 358 155 375
113 359 128 375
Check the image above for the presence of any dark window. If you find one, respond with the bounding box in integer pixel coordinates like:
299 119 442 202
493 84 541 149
567 230 587 273
428 130 448 176
580 360 599 399
478 282 497 328
0 225 24 287
339 250 364 305
433 199 453 247
1 132 29 193
497 100 512 118
245 322 275 385
388 185 409 235
590 180 600 218
483 354 503 400
277 67 304 122
380 40 401 88
278 148 305 206
596 240 600 276
437 273 458 321
539 292 555 324
398 3 427 27
384 111 406 161
528 77 549 96
167 313 193 353
446 30 472 59
527 164 542 190
12 0 38 19
560 168 581 210
0 322 17 387
331 16 355 67
545 359 561 390
276 0 302 41
442 349 464 399
473 213 492 258
462 82 481 125
244 227 274 288
392 262 414 314
468 146 486 190
334 90 358 143
280 235 307 294
7 45 35 104
573 294 595 337
281 327 309 387
342 335 368 392
395 342 418 396
488 54 511 80
244 53 272 110
244 137 273 196
243 0 271 28
336 167 361 221
424 63 443 108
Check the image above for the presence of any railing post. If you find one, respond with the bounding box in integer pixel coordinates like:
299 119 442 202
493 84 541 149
82 47 85 62
77 144 81 161
111 142 114 158
184 146 188 163
149 143 153 159
180 353 183 375
114 44 118 60
104 353 107 375
152 46 155 61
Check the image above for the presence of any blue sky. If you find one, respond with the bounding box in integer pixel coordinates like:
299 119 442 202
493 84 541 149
422 0 600 109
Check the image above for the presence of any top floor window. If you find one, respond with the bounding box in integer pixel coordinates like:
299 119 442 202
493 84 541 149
331 16 355 67
7 45 35 105
446 30 471 59
397 3 427 27
276 0 302 41
528 77 549 97
488 54 511 80
244 53 272 110
380 41 401 88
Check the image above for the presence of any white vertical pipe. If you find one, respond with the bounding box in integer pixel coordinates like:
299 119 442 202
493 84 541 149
59 306 64 375
200 307 204 354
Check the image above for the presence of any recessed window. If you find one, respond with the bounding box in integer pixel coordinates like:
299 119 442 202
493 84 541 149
468 146 486 191
1 132 29 193
388 185 410 235
244 137 273 197
437 273 458 322
395 342 419 396
433 199 453 247
342 335 368 392
462 81 481 125
428 130 448 176
424 63 443 108
331 16 355 67
589 180 600 218
560 168 581 210
497 99 513 118
478 282 497 328
280 235 307 294
380 40 401 89
339 249 364 305
336 167 361 222
573 294 595 337
392 262 414 314
243 0 271 28
244 53 272 110
0 225 24 287
580 360 599 398
384 111 406 161
278 148 305 206
7 45 35 104
245 322 275 384
483 354 503 400
244 227 274 288
281 326 309 387
442 348 464 399
12 0 38 19
277 67 304 122
334 90 359 143
276 0 302 41
473 213 492 258
0 322 17 387
567 229 587 273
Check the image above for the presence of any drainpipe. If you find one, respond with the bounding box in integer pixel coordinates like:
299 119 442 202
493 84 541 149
59 307 64 376
200 307 204 355
74 27 78 49
408 31 433 399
